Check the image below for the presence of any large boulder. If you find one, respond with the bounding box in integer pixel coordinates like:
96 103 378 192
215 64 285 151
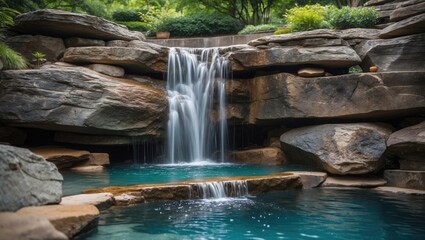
280 123 392 175
6 35 65 62
63 45 168 74
0 66 167 138
17 205 99 238
380 12 425 38
0 212 68 240
0 145 63 211
227 72 425 124
356 33 425 72
386 121 425 169
13 9 144 41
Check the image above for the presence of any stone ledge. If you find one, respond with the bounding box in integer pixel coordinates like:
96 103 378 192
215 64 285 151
83 173 302 205
321 176 387 188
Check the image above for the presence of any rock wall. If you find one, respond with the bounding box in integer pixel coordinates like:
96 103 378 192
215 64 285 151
1 6 424 177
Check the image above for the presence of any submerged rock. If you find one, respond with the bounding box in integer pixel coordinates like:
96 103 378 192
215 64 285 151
280 123 392 175
12 9 145 41
0 212 68 240
0 145 63 211
17 204 100 239
0 66 167 138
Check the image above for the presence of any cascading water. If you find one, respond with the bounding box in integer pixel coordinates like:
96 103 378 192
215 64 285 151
167 48 229 164
191 180 249 199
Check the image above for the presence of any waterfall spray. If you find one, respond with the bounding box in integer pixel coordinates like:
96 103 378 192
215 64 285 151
167 48 229 164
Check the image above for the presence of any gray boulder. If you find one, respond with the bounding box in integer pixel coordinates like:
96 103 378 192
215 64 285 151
0 145 63 211
356 33 425 71
387 121 425 169
13 9 145 41
6 35 65 62
0 66 167 138
280 123 392 175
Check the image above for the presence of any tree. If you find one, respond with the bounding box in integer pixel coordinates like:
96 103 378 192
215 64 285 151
176 0 280 25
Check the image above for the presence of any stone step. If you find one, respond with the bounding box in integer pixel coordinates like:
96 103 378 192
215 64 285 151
321 176 387 188
384 169 425 190
83 173 303 205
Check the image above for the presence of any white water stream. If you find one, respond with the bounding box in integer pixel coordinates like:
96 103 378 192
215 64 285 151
167 48 229 164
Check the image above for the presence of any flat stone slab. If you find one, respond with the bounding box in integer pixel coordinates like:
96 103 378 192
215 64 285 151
61 193 114 211
375 186 425 195
380 12 425 38
384 169 425 190
322 176 387 188
30 146 90 169
0 212 68 240
83 173 302 205
17 204 99 239
228 147 286 165
13 9 144 41
287 171 327 188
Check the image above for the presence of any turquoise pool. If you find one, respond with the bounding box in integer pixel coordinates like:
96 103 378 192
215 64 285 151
79 188 425 240
62 163 307 195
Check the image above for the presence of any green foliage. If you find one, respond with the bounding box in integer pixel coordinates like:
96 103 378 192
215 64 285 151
117 21 148 32
112 9 140 21
0 42 27 69
349 65 363 73
139 5 180 35
238 24 279 35
329 6 379 29
274 27 292 35
32 51 45 59
284 4 331 32
162 13 243 37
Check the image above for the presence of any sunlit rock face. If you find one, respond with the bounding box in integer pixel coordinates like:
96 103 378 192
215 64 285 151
0 145 63 211
0 65 167 138
280 123 393 175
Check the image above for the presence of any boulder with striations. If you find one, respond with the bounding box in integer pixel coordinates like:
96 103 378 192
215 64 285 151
0 145 63 212
227 72 425 124
0 65 167 138
12 9 145 41
356 33 425 72
280 123 392 175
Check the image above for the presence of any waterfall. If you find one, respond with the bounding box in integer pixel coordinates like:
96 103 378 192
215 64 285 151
191 180 249 199
167 48 229 164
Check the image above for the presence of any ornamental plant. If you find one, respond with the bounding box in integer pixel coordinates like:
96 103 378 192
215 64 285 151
284 4 331 32
329 6 379 29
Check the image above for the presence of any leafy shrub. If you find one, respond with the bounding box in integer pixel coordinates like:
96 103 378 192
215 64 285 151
117 21 148 32
329 6 379 29
162 14 243 37
0 42 27 70
238 24 279 35
284 4 330 32
112 10 140 22
274 27 292 35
